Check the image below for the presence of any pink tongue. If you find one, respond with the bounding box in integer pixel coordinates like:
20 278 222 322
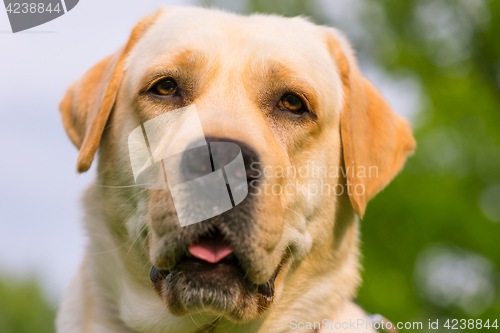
188 240 233 264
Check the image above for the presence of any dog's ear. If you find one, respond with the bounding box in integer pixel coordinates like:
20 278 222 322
59 10 161 173
325 29 416 218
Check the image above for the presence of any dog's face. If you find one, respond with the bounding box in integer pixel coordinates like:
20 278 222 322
60 7 415 324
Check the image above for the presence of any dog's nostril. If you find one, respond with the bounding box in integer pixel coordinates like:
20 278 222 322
208 138 261 184
246 163 260 182
182 145 213 179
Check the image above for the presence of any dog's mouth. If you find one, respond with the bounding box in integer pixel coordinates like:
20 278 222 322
150 228 281 318
185 232 235 265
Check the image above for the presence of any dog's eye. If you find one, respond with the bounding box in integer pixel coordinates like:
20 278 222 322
151 78 177 96
278 94 307 114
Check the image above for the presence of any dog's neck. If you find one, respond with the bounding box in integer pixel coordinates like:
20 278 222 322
77 184 362 333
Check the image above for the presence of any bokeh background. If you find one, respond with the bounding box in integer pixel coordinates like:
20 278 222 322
1 0 499 331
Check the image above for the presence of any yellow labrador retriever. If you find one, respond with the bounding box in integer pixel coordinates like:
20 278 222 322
57 7 415 333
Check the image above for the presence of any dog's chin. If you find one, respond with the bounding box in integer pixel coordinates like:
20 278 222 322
150 255 280 322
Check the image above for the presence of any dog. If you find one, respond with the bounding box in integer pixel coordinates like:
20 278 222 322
57 7 415 333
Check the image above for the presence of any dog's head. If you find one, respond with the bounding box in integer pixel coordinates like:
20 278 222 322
60 7 415 324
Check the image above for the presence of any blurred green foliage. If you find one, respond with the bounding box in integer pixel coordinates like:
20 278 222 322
0 274 56 333
357 0 500 328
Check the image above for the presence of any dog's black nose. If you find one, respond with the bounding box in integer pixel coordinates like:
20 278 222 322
181 137 260 183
